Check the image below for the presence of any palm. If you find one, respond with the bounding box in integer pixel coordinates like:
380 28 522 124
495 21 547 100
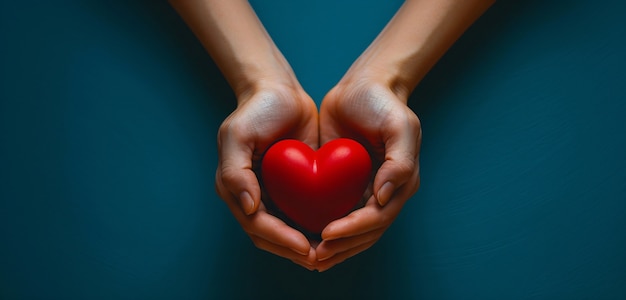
320 84 410 159
316 83 422 271
215 87 319 270
224 90 318 158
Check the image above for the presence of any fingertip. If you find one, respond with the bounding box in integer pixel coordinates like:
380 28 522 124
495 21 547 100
320 226 337 242
238 191 256 215
321 222 346 242
376 181 395 206
373 156 415 206
288 233 312 256
320 210 361 241
295 262 316 272
317 266 330 273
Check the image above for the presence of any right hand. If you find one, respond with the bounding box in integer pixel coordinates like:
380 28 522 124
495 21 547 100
214 83 319 270
315 79 422 271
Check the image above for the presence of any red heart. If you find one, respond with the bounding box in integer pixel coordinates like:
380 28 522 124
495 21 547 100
261 138 372 234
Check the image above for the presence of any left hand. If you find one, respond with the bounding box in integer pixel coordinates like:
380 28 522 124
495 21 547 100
316 78 422 271
214 84 319 270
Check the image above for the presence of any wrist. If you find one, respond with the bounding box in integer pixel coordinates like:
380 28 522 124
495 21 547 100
337 0 495 102
233 58 303 105
337 63 411 104
170 0 303 102
236 75 309 107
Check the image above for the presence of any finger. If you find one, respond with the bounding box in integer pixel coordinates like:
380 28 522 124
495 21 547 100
291 260 316 271
374 117 422 206
321 193 406 241
245 209 312 256
216 182 313 256
316 227 386 262
217 125 261 215
316 240 377 272
249 235 314 267
294 246 318 271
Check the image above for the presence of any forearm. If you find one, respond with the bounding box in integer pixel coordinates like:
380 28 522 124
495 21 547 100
343 0 495 101
169 0 299 100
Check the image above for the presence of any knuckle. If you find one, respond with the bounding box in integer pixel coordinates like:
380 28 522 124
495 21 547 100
394 156 417 178
409 112 421 130
218 112 255 143
219 165 240 186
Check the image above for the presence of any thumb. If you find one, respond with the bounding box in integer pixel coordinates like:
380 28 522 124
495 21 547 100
373 128 421 207
216 137 262 216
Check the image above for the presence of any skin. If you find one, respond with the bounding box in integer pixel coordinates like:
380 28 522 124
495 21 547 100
315 0 495 271
169 0 318 269
169 0 495 271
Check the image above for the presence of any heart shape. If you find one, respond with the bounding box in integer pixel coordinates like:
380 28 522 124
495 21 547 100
261 138 372 234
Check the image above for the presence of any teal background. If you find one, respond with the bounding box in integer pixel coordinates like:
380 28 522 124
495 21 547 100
1 0 625 299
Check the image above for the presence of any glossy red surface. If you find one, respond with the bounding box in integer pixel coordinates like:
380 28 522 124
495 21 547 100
261 138 372 233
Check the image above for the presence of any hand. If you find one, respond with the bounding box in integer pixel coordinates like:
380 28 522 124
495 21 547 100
214 84 319 270
172 0 491 273
316 79 422 271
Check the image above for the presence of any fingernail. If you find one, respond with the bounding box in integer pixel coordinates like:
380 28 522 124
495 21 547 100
316 245 333 261
239 191 254 215
377 182 395 206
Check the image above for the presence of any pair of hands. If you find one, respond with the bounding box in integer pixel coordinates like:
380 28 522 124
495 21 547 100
214 77 422 271
171 0 493 272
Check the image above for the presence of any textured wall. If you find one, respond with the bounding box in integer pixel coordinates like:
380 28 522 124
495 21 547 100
1 0 625 299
